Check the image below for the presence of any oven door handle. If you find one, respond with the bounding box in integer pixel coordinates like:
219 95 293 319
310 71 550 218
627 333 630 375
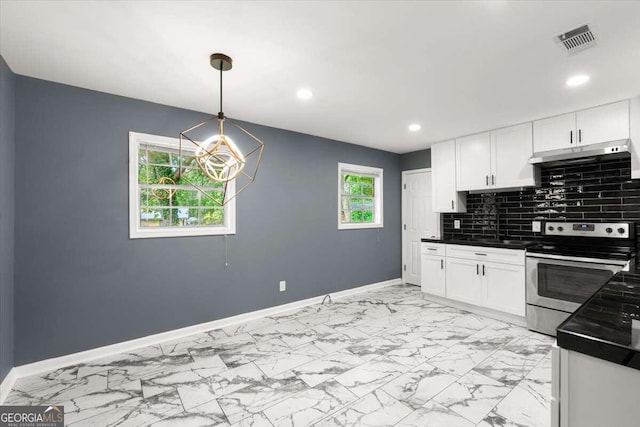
526 252 629 267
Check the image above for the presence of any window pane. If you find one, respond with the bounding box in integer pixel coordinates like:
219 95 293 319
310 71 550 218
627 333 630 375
175 190 199 207
342 182 351 194
344 174 359 183
351 210 363 222
143 165 177 184
362 184 373 196
359 176 374 184
201 208 225 225
363 198 374 210
148 150 171 165
138 148 147 164
140 208 169 227
363 210 374 222
201 190 225 206
142 191 171 207
177 168 223 188
350 183 362 195
341 209 351 223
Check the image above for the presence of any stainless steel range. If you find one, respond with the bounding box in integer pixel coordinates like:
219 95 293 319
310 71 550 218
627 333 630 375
525 221 635 336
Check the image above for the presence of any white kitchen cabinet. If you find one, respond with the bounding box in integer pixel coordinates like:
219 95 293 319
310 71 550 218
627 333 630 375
482 261 525 316
631 96 640 179
445 245 525 318
491 123 539 189
421 253 446 297
445 257 482 305
431 140 466 212
533 112 576 153
555 347 640 427
577 100 630 145
456 125 537 191
455 132 491 191
533 100 630 153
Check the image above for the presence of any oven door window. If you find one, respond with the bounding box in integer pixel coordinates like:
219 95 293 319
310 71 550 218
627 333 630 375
537 263 614 304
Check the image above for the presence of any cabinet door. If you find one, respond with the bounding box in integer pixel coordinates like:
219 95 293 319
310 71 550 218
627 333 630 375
482 261 525 316
421 254 446 297
577 100 630 145
432 140 466 212
445 257 482 305
491 122 538 188
456 132 491 191
533 112 576 153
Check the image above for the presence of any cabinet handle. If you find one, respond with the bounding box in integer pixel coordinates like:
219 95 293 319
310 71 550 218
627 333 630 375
485 175 489 185
474 253 487 256
482 264 485 276
570 130 573 144
491 175 495 185
427 248 438 251
441 259 444 269
476 264 479 275
579 129 582 143
451 200 454 210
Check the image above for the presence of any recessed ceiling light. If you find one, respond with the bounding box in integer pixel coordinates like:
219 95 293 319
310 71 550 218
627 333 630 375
297 88 313 100
408 124 421 132
566 74 590 87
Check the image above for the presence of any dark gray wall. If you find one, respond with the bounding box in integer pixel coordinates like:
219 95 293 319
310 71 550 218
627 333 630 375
13 76 402 365
0 56 15 381
400 148 431 171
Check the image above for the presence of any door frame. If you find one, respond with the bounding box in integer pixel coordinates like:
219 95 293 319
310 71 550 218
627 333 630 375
402 168 433 285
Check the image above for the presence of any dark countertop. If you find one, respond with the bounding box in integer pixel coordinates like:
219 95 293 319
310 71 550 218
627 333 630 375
421 237 531 250
557 257 640 371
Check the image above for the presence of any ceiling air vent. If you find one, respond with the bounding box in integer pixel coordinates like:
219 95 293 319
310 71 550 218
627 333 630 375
556 25 596 54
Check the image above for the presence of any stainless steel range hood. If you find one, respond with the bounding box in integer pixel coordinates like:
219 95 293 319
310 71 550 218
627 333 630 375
529 139 631 166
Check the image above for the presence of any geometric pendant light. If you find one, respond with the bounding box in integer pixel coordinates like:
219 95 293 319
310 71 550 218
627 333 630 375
179 53 265 206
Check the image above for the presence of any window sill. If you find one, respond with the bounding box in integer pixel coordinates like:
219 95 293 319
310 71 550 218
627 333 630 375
130 226 236 239
338 223 383 230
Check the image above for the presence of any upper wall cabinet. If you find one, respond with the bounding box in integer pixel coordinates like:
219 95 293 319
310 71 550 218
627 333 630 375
431 140 466 213
533 100 630 153
456 124 538 191
455 132 491 191
491 123 539 189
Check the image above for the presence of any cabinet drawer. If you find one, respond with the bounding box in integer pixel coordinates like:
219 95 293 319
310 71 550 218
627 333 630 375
421 242 446 256
446 244 525 265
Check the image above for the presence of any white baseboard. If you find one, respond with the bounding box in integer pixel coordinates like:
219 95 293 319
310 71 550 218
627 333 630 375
421 293 527 327
2 277 400 401
0 367 17 405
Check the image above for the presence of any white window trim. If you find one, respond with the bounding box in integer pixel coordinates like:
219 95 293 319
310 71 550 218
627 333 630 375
129 131 236 239
338 162 384 230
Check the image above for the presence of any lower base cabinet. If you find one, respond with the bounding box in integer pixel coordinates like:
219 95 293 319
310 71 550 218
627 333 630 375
445 257 482 305
483 261 525 316
420 254 446 297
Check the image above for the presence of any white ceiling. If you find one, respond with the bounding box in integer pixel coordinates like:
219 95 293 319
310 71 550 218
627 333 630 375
1 1 640 153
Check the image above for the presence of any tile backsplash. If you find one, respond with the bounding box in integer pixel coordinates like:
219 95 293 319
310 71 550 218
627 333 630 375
442 157 640 241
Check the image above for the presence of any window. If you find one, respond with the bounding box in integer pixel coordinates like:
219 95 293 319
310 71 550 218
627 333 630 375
129 132 236 238
338 162 383 229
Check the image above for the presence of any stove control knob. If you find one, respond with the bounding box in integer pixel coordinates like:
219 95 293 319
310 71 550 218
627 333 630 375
557 226 564 232
606 227 613 234
618 227 626 235
547 226 554 231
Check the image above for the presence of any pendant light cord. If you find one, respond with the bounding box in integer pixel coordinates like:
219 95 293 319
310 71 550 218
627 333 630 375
219 64 223 115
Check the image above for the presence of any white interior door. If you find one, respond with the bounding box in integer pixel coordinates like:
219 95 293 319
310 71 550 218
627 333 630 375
402 170 440 285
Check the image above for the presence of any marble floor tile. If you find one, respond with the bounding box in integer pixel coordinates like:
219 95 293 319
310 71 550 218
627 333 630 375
292 352 366 387
429 343 494 376
395 401 475 427
5 284 554 427
334 356 408 397
262 380 356 427
381 362 458 409
216 371 308 424
319 389 412 427
433 370 513 424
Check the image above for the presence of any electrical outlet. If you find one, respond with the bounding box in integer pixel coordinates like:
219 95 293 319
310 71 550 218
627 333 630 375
279 281 286 292
532 221 541 233
454 220 461 229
